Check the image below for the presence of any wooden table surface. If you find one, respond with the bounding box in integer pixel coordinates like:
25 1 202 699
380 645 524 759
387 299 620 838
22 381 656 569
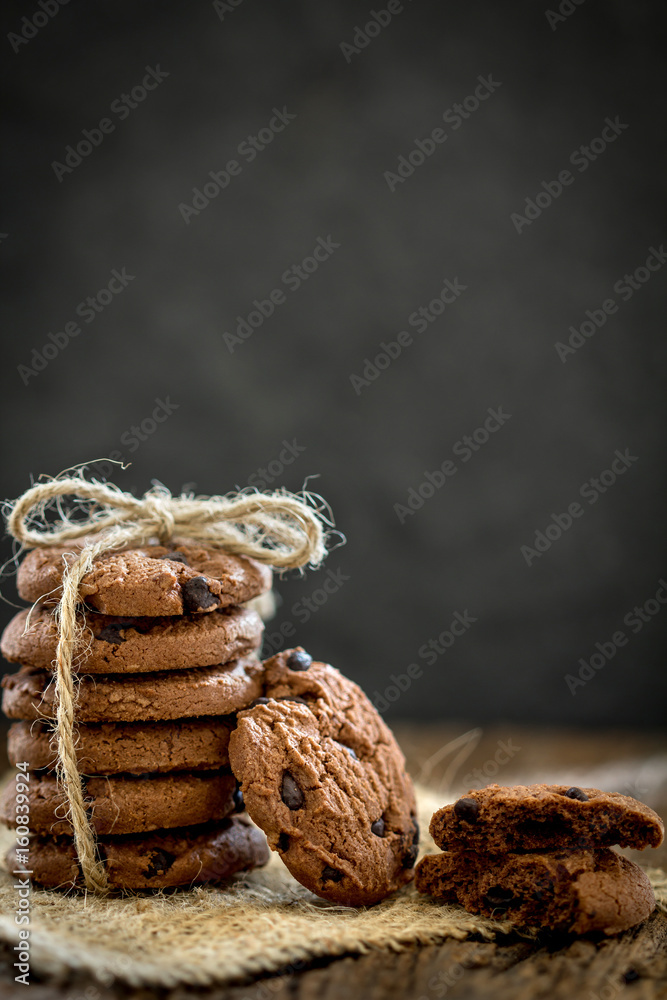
0 723 665 1000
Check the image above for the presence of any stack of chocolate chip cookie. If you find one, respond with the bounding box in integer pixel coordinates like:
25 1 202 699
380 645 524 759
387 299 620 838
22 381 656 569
417 783 664 935
0 542 274 890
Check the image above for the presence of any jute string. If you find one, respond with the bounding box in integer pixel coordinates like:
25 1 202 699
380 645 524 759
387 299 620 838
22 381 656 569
4 471 334 894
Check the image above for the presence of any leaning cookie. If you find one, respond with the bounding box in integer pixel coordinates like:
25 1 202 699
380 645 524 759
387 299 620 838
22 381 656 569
7 717 235 775
416 848 655 935
17 541 272 616
228 648 418 907
2 654 263 723
0 770 238 836
430 784 664 853
1 604 263 674
6 817 269 891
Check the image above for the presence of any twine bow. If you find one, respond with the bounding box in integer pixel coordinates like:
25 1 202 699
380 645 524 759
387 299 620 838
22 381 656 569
4 470 335 893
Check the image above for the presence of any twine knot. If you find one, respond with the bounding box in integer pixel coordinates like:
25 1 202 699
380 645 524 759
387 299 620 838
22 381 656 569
141 495 176 544
4 467 337 893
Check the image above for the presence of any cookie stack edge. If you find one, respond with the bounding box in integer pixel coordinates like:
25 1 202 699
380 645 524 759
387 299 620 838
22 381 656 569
0 542 273 891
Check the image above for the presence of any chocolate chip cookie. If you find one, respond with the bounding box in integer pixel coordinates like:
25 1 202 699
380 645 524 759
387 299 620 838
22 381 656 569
2 654 263 723
416 848 656 935
7 717 234 775
430 784 664 853
228 648 418 906
1 604 263 674
17 541 272 616
0 770 237 836
7 817 269 890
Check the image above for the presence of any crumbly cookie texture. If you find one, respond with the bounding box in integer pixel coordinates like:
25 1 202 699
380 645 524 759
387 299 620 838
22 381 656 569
7 717 234 775
228 648 418 906
1 655 264 723
1 604 263 673
17 541 272 616
6 817 269 890
416 848 656 935
0 770 238 836
429 784 664 853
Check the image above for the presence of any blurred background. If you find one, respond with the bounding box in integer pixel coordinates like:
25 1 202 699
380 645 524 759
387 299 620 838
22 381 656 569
0 0 665 736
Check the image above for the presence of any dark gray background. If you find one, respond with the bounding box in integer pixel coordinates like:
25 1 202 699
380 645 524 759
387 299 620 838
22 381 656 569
1 0 665 727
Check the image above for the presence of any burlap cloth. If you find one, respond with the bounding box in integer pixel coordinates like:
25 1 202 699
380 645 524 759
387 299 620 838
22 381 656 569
0 785 665 990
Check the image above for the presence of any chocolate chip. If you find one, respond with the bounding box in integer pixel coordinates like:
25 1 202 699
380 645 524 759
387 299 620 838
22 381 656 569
411 820 420 845
321 865 344 883
250 697 272 708
555 863 572 883
371 818 385 837
159 551 189 565
623 970 640 984
484 886 515 908
143 849 176 879
402 845 419 869
95 624 126 644
454 797 479 822
277 832 290 852
232 787 244 813
286 650 312 671
563 786 589 801
281 771 304 810
182 576 218 612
